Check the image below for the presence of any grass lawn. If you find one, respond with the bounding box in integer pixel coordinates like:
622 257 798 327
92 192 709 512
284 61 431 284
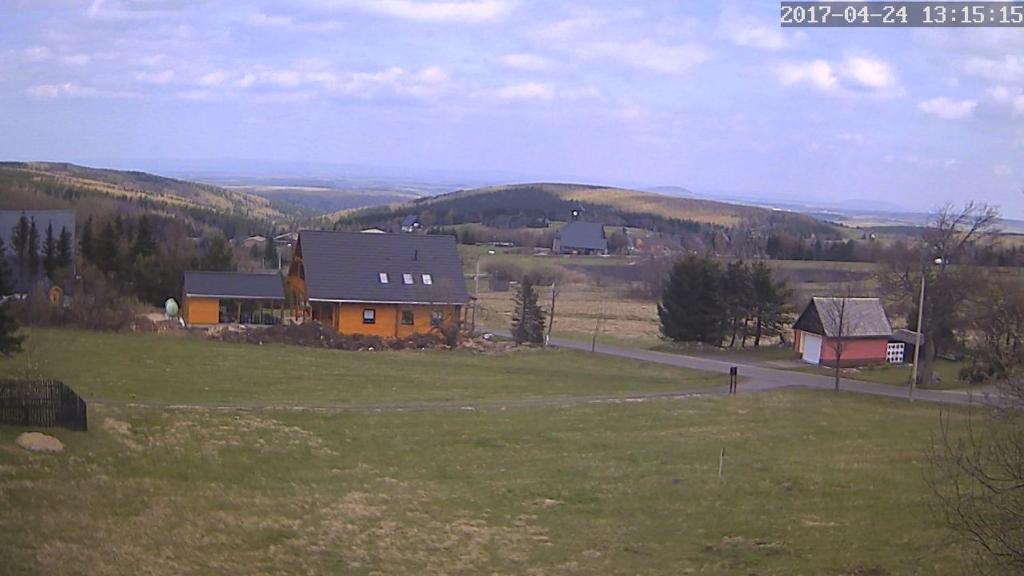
1 389 970 576
797 359 967 390
0 329 724 405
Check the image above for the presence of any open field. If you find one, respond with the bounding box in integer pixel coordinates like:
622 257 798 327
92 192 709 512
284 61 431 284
0 327 974 575
798 359 966 390
0 329 723 405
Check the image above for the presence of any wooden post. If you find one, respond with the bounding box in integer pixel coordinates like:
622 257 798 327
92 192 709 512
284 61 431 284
718 448 725 481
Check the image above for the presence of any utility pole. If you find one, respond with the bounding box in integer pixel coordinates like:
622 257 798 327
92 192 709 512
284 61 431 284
909 273 926 402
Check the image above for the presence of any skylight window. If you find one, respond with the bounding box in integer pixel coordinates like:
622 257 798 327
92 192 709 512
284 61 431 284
403 273 414 285
379 272 389 284
422 274 433 285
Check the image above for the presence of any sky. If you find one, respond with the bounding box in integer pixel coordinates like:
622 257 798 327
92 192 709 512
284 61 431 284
1 0 1023 215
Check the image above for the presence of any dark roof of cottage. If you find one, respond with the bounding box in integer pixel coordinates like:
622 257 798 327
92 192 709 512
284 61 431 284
555 221 607 251
891 328 924 346
183 271 284 300
401 214 421 227
793 297 893 339
297 229 470 305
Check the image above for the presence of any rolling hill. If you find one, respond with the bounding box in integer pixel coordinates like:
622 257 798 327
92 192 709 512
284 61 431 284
335 182 837 238
0 162 300 236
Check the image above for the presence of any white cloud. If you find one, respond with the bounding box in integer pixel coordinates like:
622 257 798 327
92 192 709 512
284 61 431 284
135 69 175 85
198 71 229 87
985 85 1024 118
23 46 51 62
718 7 797 51
487 81 599 102
918 97 977 120
26 82 136 100
777 59 837 91
500 53 551 71
963 55 1024 83
305 0 514 23
994 164 1013 177
580 40 710 75
62 53 92 66
776 55 902 98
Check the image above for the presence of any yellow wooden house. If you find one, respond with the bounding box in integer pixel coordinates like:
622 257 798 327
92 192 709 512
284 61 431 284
287 230 470 338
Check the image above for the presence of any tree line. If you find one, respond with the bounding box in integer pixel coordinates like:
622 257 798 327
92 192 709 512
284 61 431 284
658 256 792 347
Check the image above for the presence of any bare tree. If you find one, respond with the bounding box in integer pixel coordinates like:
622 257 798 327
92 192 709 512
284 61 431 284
819 295 862 391
881 203 1000 387
928 395 1024 574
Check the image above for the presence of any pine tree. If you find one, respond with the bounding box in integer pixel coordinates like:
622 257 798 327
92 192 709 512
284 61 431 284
27 217 40 278
263 234 278 269
79 217 95 263
42 222 57 280
56 226 73 270
200 236 235 271
658 255 726 345
0 238 12 296
511 276 546 344
96 219 120 275
0 238 22 356
749 262 792 347
11 214 29 272
133 215 156 259
722 260 752 348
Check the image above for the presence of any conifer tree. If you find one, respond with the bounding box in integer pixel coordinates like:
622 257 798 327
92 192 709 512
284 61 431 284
511 276 546 344
56 226 73 270
0 238 23 356
658 255 726 345
42 222 57 279
11 214 29 272
79 217 95 263
27 217 40 277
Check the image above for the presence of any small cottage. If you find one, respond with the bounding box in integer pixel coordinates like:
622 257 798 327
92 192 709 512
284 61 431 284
793 297 893 367
182 271 285 326
553 221 607 255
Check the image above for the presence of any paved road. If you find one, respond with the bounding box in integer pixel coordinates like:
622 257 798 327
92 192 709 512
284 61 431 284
544 335 1000 407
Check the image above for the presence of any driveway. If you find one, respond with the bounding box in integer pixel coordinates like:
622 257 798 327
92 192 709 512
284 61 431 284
542 335 1000 407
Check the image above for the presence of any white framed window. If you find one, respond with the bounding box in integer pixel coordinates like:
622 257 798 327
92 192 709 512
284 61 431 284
403 273 414 285
362 308 376 324
379 272 389 284
422 273 433 285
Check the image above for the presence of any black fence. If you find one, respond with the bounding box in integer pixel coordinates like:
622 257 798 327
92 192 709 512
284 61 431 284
0 379 88 431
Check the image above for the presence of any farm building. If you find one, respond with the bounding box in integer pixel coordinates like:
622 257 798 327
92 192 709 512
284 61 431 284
793 297 894 367
400 214 422 233
887 328 924 365
287 230 470 338
181 271 286 326
553 221 607 255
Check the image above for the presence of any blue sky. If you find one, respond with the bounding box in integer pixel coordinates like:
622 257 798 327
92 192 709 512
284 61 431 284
1 1 1023 215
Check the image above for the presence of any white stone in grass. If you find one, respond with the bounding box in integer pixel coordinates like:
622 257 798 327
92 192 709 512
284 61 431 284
15 432 65 453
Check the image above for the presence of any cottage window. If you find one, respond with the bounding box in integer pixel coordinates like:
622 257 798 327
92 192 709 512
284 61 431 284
362 308 376 324
431 310 444 327
401 310 414 325
403 273 414 285
379 272 389 284
422 274 433 285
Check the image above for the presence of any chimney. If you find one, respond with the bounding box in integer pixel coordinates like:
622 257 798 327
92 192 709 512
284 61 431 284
413 249 418 261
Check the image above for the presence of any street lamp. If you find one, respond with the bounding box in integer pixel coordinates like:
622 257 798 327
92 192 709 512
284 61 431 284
909 257 945 402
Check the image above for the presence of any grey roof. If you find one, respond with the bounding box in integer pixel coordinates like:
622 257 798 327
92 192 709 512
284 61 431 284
183 271 284 300
794 297 893 338
555 221 607 251
297 229 470 305
891 328 924 346
401 214 421 227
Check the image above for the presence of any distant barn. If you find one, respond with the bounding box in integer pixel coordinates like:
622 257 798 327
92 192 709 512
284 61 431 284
553 221 607 255
793 297 893 367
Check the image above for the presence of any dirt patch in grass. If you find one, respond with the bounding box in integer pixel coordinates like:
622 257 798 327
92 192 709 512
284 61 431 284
15 432 64 453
